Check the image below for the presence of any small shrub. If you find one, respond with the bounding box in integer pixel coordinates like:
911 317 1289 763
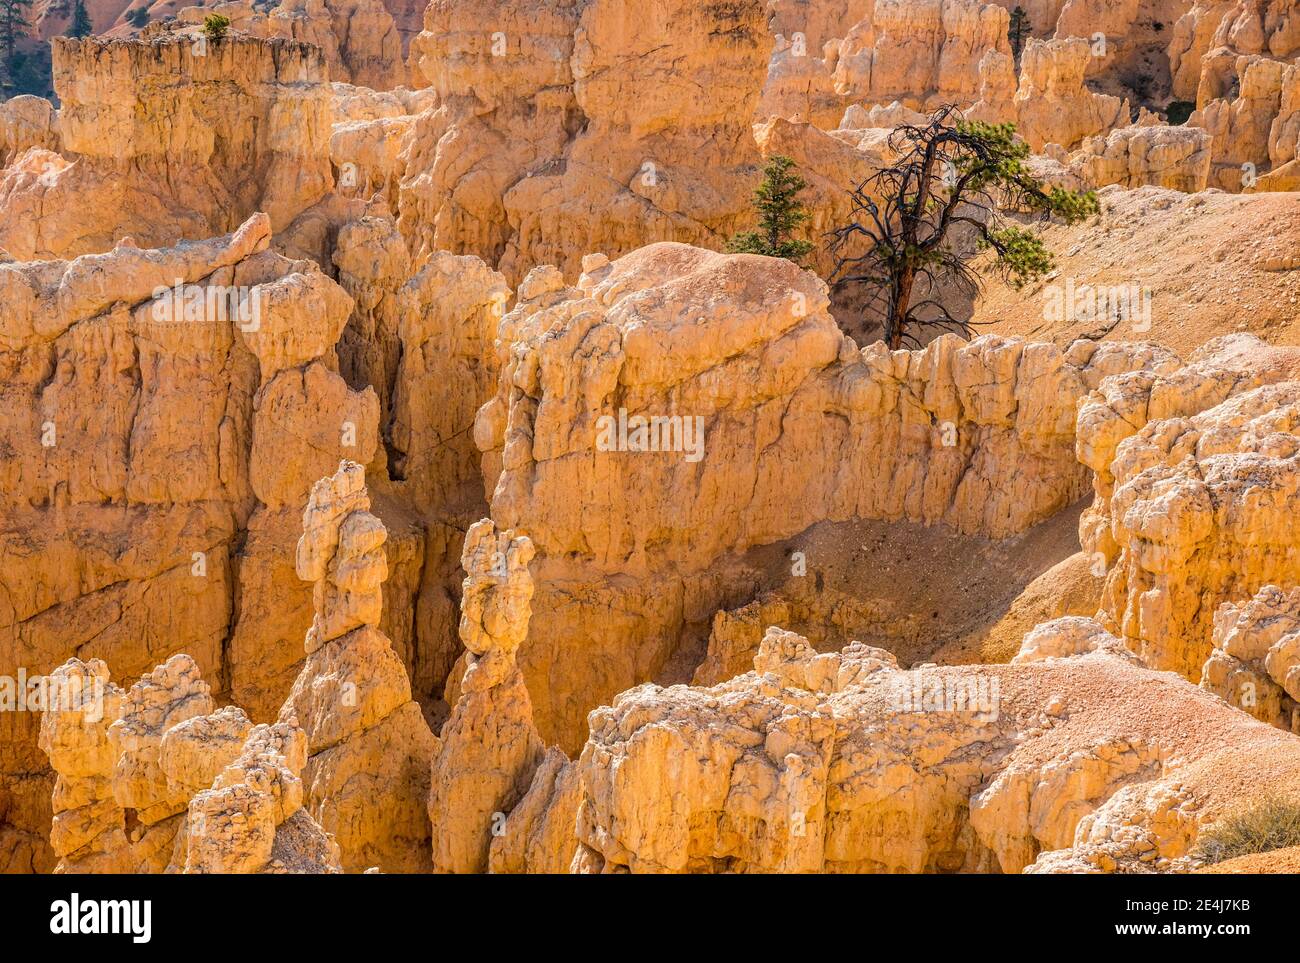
202 13 231 42
1194 795 1300 865
126 6 150 27
727 155 814 266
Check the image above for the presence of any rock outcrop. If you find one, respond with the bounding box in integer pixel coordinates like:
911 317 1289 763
330 84 433 215
277 461 436 872
175 719 341 873
1190 54 1286 190
1173 0 1300 104
156 0 409 90
1201 585 1300 734
833 0 1013 111
758 0 875 128
37 653 340 874
105 654 217 869
12 0 1300 881
428 520 544 872
0 36 333 260
0 95 58 169
398 0 771 284
1078 334 1300 679
1063 120 1213 191
563 622 1300 873
473 242 1166 750
0 215 382 870
1010 38 1131 151
36 660 127 873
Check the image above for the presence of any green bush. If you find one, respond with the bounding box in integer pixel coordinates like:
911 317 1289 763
1194 795 1300 865
202 13 230 42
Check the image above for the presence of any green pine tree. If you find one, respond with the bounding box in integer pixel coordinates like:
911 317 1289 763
202 13 230 42
830 107 1099 350
727 154 815 266
65 0 92 38
1008 6 1031 62
0 0 34 86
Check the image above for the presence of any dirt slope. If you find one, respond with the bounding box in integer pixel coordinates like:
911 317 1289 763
970 187 1300 355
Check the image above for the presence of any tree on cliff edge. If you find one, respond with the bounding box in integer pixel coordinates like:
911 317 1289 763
829 105 1098 350
728 154 814 266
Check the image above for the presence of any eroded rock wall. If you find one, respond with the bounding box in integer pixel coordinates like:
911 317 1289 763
1201 585 1300 734
564 623 1300 873
0 36 333 260
1078 334 1300 679
473 243 1168 750
156 0 408 89
832 0 1013 111
277 461 436 872
0 216 381 871
397 0 771 285
39 653 340 873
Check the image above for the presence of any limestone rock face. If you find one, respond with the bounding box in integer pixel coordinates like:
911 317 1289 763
1078 334 1300 679
565 623 1300 873
397 0 583 274
0 96 58 168
330 110 417 217
1012 616 1145 665
159 0 408 90
1190 55 1286 190
398 0 771 284
473 243 1166 750
159 706 254 803
832 0 1013 111
1172 0 1300 103
769 0 877 51
1066 121 1213 191
277 461 436 873
176 720 341 874
759 31 846 129
1162 1 1300 191
1013 38 1131 151
1267 63 1300 173
1 216 378 871
0 36 333 259
106 654 216 863
38 654 340 874
487 747 582 874
757 0 875 127
1169 0 1238 102
36 660 127 873
1201 585 1300 734
428 520 544 873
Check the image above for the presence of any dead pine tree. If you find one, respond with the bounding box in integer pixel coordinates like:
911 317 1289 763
829 105 1098 350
